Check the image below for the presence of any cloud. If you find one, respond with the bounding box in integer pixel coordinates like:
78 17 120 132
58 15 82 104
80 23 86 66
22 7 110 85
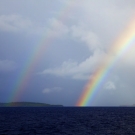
0 60 16 72
104 81 116 90
47 18 69 37
1 0 135 106
41 49 106 80
42 87 62 94
0 14 69 38
0 14 33 33
71 23 100 51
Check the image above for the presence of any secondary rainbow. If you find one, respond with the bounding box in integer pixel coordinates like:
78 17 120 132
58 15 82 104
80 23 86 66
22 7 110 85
9 1 75 102
76 18 135 106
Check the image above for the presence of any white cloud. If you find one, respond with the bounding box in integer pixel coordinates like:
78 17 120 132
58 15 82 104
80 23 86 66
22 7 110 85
43 87 62 94
0 60 16 72
104 81 116 90
47 18 69 37
71 24 100 51
0 14 33 32
42 49 106 80
0 14 69 38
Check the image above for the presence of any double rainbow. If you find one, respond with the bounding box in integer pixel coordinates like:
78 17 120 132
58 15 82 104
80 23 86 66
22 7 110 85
76 18 135 106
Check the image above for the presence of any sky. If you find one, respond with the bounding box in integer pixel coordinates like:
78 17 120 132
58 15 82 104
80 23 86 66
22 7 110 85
0 0 135 106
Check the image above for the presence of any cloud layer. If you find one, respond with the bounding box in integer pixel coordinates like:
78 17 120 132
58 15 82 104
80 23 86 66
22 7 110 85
0 0 135 106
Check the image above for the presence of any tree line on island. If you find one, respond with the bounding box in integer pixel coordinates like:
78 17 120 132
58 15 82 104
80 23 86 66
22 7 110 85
0 102 63 107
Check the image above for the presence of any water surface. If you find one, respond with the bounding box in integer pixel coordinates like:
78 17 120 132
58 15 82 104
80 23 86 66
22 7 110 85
0 107 135 134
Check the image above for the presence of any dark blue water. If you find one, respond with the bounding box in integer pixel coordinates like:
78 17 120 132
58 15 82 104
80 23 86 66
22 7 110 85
0 107 135 135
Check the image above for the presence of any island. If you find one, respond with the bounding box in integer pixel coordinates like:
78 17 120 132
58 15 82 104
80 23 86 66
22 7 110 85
0 102 63 107
119 104 135 107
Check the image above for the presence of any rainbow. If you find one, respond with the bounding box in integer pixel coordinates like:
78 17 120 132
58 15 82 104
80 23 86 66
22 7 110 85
9 1 75 102
76 18 135 106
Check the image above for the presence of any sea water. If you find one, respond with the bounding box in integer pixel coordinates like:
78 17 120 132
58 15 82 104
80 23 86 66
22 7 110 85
0 107 135 134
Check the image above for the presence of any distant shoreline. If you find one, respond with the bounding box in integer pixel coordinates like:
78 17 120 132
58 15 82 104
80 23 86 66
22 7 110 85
0 102 63 107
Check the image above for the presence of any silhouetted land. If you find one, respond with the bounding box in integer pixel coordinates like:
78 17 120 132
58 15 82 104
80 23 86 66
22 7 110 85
0 102 63 107
119 104 135 107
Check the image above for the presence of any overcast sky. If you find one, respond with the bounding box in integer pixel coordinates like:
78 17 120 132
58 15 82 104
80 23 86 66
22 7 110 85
0 0 135 106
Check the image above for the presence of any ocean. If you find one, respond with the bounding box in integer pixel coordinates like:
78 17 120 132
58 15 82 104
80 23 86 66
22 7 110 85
0 107 135 134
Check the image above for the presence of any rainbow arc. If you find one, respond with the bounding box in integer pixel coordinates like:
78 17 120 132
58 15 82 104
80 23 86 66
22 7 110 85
76 18 135 106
